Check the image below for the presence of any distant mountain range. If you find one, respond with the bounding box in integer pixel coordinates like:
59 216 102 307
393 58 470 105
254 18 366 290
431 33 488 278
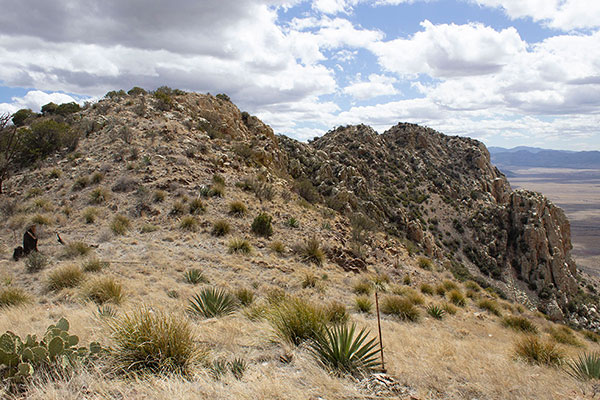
489 146 600 169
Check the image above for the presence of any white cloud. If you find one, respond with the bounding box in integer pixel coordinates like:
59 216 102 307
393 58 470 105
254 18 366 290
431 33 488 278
343 73 399 100
471 0 600 30
0 90 80 115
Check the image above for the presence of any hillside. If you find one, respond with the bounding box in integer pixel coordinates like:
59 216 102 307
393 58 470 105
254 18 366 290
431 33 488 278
1 89 599 399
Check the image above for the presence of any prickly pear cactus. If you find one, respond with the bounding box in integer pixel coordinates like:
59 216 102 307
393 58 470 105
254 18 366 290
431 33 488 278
0 318 105 390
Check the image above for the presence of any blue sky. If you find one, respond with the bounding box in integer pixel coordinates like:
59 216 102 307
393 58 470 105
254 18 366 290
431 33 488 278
0 0 599 150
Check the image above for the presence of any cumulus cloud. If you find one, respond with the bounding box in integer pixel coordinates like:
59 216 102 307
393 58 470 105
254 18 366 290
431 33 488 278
343 74 399 100
0 90 81 115
471 0 600 30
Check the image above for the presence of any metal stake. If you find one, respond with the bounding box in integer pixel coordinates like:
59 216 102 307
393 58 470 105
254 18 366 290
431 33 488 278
375 290 386 373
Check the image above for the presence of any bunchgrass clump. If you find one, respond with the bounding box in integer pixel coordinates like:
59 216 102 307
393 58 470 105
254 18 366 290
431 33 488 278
353 280 373 296
502 316 538 334
189 198 206 215
82 207 99 224
478 298 502 316
25 251 48 273
97 304 118 318
420 283 434 295
140 223 159 233
448 289 467 307
270 240 285 254
111 214 131 235
514 335 564 367
228 201 247 217
295 237 325 266
110 308 203 375
0 287 31 308
251 213 273 237
90 187 110 204
583 330 600 343
46 264 84 291
355 296 373 313
324 301 349 325
184 268 208 285
235 288 255 306
153 190 167 203
82 276 124 304
91 172 104 184
228 238 252 254
170 201 186 216
179 216 199 232
380 295 420 322
268 297 327 346
417 256 433 270
63 241 92 258
566 352 600 380
442 280 459 291
441 302 458 315
426 304 446 319
464 280 481 292
31 214 52 226
211 219 230 236
435 284 447 296
83 258 109 273
548 325 582 347
309 323 381 376
188 287 238 318
402 288 425 305
302 271 318 288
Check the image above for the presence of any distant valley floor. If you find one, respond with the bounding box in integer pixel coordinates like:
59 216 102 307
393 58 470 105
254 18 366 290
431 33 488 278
500 166 600 276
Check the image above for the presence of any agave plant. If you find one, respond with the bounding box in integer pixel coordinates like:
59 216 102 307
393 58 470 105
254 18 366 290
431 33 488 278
566 352 600 380
309 323 381 376
184 268 207 285
426 304 446 320
188 287 238 318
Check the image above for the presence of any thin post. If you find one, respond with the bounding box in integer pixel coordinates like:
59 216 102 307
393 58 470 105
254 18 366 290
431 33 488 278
375 290 385 372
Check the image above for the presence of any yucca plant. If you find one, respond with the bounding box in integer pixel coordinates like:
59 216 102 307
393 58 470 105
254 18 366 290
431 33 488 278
566 352 600 380
188 287 238 318
184 268 208 285
97 304 118 318
309 323 381 376
426 304 446 320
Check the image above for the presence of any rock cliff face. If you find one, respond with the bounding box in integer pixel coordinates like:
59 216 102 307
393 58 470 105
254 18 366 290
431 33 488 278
280 123 582 320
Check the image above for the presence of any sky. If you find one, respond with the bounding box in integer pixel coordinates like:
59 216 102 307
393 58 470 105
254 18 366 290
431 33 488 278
0 0 599 150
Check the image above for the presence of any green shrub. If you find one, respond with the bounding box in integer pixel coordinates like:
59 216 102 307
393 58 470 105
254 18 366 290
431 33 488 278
324 301 349 325
417 257 433 270
426 304 446 319
211 219 230 236
189 198 206 215
251 213 273 237
566 352 600 380
354 296 372 313
188 287 238 318
179 216 199 232
153 90 173 111
46 265 84 291
235 288 255 307
448 289 466 307
11 108 34 126
478 298 502 316
82 207 99 224
82 258 109 273
90 187 110 204
548 325 582 347
0 287 31 308
268 297 327 346
514 335 564 367
420 283 434 295
82 276 123 304
228 201 247 217
309 323 380 376
295 237 325 266
25 252 48 273
128 86 147 96
63 241 92 258
502 316 538 334
353 280 373 296
18 119 77 165
380 295 420 322
110 215 131 235
110 308 202 375
184 269 208 285
228 238 252 254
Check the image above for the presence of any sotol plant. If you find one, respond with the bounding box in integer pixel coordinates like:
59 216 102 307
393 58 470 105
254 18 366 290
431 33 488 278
566 352 600 380
188 287 238 318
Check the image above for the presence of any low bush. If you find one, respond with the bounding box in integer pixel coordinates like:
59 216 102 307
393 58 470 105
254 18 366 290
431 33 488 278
514 335 564 367
380 295 420 322
110 308 203 375
46 265 84 291
188 287 238 318
251 213 273 237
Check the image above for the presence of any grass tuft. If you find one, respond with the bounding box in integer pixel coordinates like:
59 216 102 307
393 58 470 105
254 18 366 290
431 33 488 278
184 268 208 285
228 238 252 254
355 295 373 313
477 298 502 316
111 214 131 235
228 201 247 217
0 287 31 308
82 258 109 273
380 295 420 322
514 335 564 367
82 276 124 304
447 289 467 307
211 219 230 236
295 237 325 266
268 297 327 346
46 264 84 291
548 325 582 347
63 241 92 258
179 216 199 232
25 252 48 273
501 316 538 334
235 288 255 306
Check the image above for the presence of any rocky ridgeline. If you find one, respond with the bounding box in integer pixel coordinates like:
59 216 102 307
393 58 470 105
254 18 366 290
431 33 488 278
6 90 597 327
